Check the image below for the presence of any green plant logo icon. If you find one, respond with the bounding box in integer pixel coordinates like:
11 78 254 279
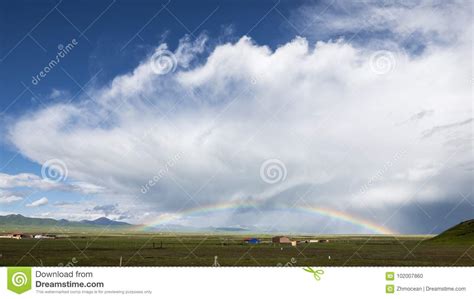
7 267 32 294
303 267 324 281
386 284 395 294
386 272 395 281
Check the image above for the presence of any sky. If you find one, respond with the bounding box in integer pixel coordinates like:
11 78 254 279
0 0 472 234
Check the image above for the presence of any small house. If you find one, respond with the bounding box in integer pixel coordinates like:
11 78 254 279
272 236 292 244
244 238 261 244
303 239 329 243
34 234 56 239
11 233 29 239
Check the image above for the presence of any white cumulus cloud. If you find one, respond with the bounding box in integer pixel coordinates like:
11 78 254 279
6 0 472 232
26 197 49 207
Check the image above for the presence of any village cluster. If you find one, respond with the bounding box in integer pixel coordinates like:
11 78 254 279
1 233 330 246
0 233 56 239
244 236 329 247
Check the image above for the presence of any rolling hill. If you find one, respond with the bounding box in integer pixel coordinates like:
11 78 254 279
0 215 265 233
0 214 132 231
429 219 474 244
80 217 131 226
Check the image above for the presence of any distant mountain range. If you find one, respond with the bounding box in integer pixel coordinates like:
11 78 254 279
0 214 132 229
0 214 272 233
80 217 131 226
138 224 254 232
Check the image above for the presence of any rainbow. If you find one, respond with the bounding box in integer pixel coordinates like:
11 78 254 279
140 201 396 234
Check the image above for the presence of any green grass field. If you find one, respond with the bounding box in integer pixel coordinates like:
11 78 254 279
430 219 474 244
0 232 472 266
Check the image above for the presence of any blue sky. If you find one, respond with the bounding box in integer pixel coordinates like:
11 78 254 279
0 0 299 197
0 0 301 166
0 0 472 234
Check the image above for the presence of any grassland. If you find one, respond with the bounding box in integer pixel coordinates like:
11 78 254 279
0 232 472 266
429 219 474 244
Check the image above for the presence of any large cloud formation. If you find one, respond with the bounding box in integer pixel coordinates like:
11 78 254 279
7 0 472 233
